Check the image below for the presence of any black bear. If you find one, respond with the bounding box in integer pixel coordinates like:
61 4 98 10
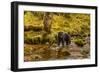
57 32 71 47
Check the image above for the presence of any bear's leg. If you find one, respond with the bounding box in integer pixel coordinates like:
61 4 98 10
61 39 64 47
57 38 61 46
65 40 69 45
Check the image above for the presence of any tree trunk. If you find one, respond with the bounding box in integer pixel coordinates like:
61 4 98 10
43 12 52 33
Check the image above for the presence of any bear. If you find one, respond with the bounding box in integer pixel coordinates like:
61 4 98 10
57 32 71 47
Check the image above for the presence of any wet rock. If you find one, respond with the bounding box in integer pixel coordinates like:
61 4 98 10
31 54 43 61
24 56 33 62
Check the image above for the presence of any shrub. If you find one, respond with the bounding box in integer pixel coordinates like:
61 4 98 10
74 38 86 47
41 35 49 44
41 33 57 45
48 34 56 44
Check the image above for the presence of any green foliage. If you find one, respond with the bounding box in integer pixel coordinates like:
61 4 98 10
24 11 90 45
74 38 86 47
41 33 57 44
24 11 43 26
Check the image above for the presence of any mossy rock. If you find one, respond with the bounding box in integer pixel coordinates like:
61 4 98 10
24 35 43 44
24 56 33 62
31 54 43 61
24 47 33 56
